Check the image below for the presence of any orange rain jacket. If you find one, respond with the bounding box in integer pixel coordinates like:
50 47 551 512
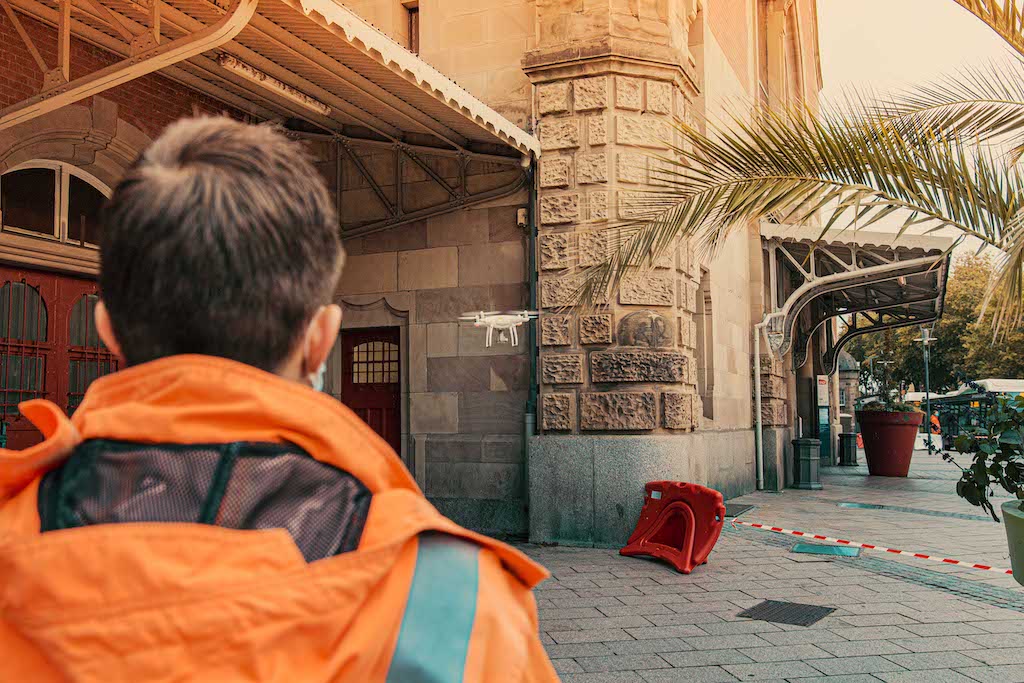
0 356 559 683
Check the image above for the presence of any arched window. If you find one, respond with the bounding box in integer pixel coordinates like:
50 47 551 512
67 293 118 413
0 281 48 414
0 161 111 247
351 340 399 384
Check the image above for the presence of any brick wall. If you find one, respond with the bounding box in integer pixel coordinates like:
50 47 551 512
0 11 240 140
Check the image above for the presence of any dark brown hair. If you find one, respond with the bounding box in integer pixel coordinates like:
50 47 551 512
100 117 344 371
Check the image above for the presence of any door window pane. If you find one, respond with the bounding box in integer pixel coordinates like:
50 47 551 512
67 175 105 245
1 168 57 237
0 281 48 415
351 341 399 384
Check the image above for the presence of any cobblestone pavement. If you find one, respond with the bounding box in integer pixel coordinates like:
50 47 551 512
522 449 1024 682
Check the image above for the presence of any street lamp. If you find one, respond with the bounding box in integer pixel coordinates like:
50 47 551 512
915 326 937 451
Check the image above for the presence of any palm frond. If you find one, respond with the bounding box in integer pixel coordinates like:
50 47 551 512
576 103 1024 329
869 60 1024 156
953 0 1024 59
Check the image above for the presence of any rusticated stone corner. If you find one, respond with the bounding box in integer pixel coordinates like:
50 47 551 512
543 354 584 384
663 392 697 430
539 233 570 270
580 314 613 345
619 275 674 307
578 231 608 267
540 275 581 309
541 119 580 150
540 314 571 346
538 82 570 115
591 350 687 383
540 194 580 225
542 393 573 431
540 157 570 188
580 391 657 431
618 310 672 348
574 76 608 111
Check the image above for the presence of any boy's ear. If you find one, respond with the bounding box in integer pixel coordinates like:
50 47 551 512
95 300 126 363
303 304 342 375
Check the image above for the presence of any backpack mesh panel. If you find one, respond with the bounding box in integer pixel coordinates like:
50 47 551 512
52 442 221 529
214 448 370 561
38 440 371 562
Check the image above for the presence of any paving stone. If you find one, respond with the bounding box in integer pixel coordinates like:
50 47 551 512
902 623 988 637
837 613 921 627
598 604 676 617
684 634 774 650
548 628 633 644
760 629 849 646
661 648 754 667
647 613 728 627
817 639 911 657
543 642 614 658
562 673 646 683
721 660 823 680
874 671 977 682
889 636 987 652
961 648 1024 666
626 625 708 640
807 655 907 676
575 616 654 630
604 638 693 655
884 652 986 670
540 607 607 620
737 643 834 662
963 633 1024 648
955 664 1024 683
576 654 672 673
795 677 886 683
699 621 782 636
830 626 919 641
541 618 581 631
639 666 740 682
552 658 585 674
975 621 1024 633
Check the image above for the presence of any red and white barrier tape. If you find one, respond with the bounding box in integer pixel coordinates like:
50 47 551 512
731 519 1013 575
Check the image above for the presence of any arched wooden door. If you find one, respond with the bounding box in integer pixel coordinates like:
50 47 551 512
340 328 401 452
0 267 118 449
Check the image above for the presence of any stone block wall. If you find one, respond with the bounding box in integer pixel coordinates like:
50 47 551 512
338 197 531 536
527 37 706 436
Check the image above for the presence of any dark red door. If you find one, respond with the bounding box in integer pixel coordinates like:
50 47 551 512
341 328 401 452
0 267 118 449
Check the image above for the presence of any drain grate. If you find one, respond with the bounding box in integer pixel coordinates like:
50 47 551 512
792 542 861 557
738 600 836 627
725 503 754 518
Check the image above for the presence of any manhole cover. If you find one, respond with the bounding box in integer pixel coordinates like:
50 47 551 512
792 542 861 557
725 503 754 518
738 600 836 627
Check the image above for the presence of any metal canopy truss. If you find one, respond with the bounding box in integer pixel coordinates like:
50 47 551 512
760 224 952 374
296 132 527 238
0 0 540 158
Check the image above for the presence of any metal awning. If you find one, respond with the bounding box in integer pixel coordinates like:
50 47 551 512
760 224 953 374
0 0 540 157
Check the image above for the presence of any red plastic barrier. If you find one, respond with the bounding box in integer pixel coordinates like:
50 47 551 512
619 481 726 574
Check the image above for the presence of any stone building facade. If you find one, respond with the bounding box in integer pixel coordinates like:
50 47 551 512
0 0 825 543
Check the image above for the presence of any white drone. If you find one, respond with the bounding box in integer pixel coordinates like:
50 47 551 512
460 310 539 347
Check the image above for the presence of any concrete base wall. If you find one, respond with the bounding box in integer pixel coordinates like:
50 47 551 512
761 426 794 491
527 430 756 547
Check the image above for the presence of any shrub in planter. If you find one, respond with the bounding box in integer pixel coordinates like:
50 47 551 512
856 401 924 477
944 387 1024 584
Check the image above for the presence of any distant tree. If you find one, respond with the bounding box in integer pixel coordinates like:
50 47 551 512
846 254 1024 393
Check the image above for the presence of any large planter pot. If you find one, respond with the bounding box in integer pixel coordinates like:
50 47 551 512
856 410 923 477
1003 500 1024 587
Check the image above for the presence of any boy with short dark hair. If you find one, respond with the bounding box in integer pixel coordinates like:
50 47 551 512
0 117 558 682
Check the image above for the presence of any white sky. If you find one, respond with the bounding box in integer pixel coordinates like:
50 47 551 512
818 0 1012 101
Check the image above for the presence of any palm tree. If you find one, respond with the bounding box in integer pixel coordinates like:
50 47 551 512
581 0 1024 335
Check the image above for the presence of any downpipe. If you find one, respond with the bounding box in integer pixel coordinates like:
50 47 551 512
753 320 770 491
